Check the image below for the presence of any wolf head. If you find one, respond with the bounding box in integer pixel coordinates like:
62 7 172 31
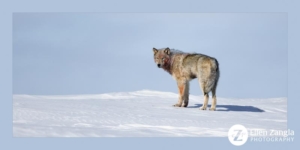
153 47 171 68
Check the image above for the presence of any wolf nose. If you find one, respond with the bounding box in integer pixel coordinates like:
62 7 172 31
157 64 161 68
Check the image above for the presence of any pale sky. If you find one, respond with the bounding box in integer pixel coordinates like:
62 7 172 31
13 13 287 98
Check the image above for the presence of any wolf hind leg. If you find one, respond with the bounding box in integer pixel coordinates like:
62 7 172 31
209 84 217 111
200 93 209 110
199 81 209 110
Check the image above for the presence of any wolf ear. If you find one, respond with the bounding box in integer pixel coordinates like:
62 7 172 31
153 47 158 55
164 47 170 55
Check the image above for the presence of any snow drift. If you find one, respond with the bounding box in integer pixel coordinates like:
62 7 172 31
13 90 287 137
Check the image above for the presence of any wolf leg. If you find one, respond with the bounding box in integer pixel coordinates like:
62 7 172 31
174 79 188 107
209 85 217 111
200 93 209 110
199 81 209 110
182 82 189 107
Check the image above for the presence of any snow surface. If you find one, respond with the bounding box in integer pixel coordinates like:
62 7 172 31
13 90 287 137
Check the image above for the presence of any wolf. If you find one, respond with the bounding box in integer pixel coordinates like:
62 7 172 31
153 47 220 111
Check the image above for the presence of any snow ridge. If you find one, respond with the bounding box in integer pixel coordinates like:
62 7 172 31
13 90 287 137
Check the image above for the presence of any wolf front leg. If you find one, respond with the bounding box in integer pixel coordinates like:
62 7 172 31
174 79 189 107
182 81 189 107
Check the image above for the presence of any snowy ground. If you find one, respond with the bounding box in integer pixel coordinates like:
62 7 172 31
13 90 287 137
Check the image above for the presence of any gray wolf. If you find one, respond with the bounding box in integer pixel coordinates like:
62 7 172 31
153 47 220 110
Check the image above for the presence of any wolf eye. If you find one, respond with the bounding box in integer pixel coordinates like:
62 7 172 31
162 58 165 61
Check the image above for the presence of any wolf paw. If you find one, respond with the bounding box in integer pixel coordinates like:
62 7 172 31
181 103 188 107
173 104 182 107
199 106 207 110
209 107 216 111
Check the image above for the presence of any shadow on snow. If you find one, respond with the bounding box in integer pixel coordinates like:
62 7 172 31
188 104 265 112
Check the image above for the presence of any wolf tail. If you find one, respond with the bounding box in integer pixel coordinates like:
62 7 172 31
213 58 220 87
213 58 219 73
204 58 220 94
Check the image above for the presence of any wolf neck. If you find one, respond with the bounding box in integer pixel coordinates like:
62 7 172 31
162 55 174 75
161 49 184 75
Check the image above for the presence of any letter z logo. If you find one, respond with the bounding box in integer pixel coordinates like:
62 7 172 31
228 125 248 146
233 130 243 141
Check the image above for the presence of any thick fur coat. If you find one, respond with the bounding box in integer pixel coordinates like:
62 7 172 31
153 47 220 110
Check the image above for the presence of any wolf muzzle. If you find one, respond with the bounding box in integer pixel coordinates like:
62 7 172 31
157 64 161 68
